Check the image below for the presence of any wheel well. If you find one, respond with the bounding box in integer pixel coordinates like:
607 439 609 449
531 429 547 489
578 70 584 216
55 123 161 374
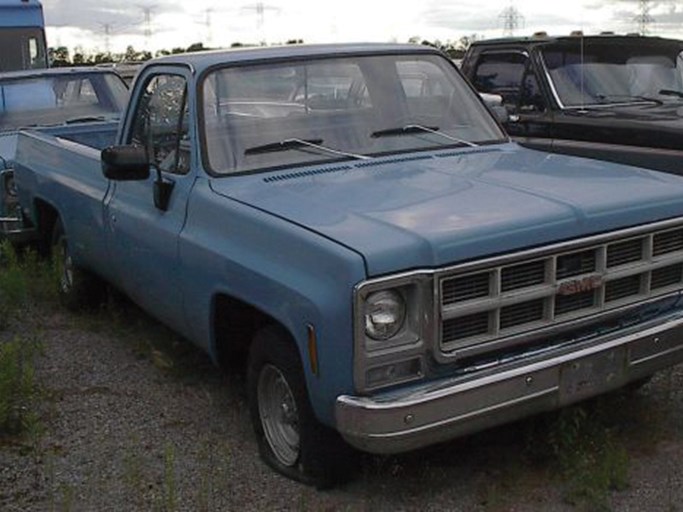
33 199 58 249
213 294 293 371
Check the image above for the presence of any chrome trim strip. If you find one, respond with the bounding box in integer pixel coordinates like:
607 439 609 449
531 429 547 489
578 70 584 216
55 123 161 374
354 218 683 294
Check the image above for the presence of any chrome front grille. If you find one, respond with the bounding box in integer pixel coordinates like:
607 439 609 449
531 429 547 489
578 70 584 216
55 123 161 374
438 222 683 356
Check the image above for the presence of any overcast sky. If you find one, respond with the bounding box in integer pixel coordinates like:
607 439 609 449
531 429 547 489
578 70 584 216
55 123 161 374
43 0 683 54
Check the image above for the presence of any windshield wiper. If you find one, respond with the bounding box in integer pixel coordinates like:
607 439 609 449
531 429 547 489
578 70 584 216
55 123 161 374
659 89 683 99
371 124 478 147
594 94 663 106
64 115 110 124
244 137 370 160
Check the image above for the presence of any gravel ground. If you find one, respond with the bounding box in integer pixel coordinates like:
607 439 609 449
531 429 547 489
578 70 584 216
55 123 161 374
1 300 682 512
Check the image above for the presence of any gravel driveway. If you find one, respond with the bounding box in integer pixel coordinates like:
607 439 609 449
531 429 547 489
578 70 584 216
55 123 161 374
1 299 682 511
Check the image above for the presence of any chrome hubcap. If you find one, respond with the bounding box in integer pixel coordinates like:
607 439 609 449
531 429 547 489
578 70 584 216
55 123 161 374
257 364 300 466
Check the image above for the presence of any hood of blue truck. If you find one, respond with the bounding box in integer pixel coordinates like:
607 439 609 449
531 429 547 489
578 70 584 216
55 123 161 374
210 143 683 277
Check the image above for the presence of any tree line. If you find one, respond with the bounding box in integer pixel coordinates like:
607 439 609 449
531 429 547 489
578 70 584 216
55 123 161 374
48 39 305 66
47 36 475 67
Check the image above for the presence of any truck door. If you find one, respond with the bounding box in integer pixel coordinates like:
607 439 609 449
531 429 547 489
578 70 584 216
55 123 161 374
104 68 194 333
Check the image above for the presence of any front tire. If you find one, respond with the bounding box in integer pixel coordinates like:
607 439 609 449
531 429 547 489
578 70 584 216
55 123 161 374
247 326 356 488
51 218 105 310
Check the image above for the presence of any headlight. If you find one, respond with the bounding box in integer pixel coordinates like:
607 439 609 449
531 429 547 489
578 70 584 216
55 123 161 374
364 290 406 340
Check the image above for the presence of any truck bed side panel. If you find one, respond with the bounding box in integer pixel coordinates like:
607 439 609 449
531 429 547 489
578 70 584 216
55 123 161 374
14 130 113 280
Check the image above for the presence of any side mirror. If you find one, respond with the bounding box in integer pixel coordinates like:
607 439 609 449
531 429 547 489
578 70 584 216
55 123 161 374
478 93 509 124
101 145 150 181
479 92 503 107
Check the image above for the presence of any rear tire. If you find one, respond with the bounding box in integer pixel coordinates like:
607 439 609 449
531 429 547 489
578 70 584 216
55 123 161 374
51 218 105 310
247 326 357 488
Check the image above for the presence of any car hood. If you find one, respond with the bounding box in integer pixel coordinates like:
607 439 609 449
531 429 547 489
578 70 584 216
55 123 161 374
210 143 683 277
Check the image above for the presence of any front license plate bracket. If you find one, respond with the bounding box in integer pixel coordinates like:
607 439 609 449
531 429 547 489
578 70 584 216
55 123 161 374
559 347 627 405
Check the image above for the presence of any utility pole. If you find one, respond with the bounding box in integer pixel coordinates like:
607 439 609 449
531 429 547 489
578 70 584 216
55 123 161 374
499 2 524 37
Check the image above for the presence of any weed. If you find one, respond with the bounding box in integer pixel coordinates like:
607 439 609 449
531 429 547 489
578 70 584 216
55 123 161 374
0 335 43 439
58 483 75 512
0 241 29 328
0 240 60 329
524 394 634 511
123 441 146 507
163 442 177 512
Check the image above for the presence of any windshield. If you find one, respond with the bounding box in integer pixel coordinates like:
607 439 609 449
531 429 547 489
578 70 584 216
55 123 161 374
202 54 504 174
0 72 128 132
541 40 683 108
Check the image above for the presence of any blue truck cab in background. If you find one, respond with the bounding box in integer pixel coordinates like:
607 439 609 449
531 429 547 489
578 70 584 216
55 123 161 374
0 0 47 72
0 67 128 242
10 43 683 486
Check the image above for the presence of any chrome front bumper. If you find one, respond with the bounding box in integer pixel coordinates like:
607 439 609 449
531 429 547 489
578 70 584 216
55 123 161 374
335 314 683 454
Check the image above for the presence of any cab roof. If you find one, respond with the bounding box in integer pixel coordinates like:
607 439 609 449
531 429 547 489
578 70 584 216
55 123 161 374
469 33 683 49
140 43 442 74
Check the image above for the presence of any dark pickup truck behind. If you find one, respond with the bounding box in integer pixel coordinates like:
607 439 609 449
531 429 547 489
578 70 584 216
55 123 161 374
460 34 683 174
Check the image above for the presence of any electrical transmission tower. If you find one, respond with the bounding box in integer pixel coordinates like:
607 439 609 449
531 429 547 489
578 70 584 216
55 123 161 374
635 0 654 35
204 8 213 46
499 3 524 37
100 23 113 54
242 2 279 44
140 5 157 48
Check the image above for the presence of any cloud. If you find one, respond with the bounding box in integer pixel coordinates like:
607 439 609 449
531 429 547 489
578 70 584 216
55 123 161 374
41 0 683 54
44 0 181 33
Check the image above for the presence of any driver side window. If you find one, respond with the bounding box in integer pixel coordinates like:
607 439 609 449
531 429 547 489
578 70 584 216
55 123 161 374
472 52 528 110
130 74 190 175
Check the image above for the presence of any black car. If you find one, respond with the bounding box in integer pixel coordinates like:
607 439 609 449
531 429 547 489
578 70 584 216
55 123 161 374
461 34 683 174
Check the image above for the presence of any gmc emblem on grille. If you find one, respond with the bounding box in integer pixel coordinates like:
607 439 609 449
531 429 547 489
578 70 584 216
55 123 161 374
557 276 603 296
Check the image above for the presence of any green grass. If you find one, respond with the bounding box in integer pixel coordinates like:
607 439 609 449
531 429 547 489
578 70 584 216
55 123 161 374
0 241 30 328
0 240 59 327
0 335 43 439
523 394 637 511
0 241 54 442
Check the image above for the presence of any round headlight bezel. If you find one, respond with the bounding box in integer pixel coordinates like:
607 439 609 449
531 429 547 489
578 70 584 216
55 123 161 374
363 289 407 341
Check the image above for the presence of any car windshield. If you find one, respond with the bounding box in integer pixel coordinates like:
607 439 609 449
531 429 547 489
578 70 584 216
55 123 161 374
541 40 683 108
202 53 505 174
0 71 128 132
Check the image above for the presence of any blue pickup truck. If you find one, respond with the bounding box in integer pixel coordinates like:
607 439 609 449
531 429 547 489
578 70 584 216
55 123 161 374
10 43 683 486
0 67 128 241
